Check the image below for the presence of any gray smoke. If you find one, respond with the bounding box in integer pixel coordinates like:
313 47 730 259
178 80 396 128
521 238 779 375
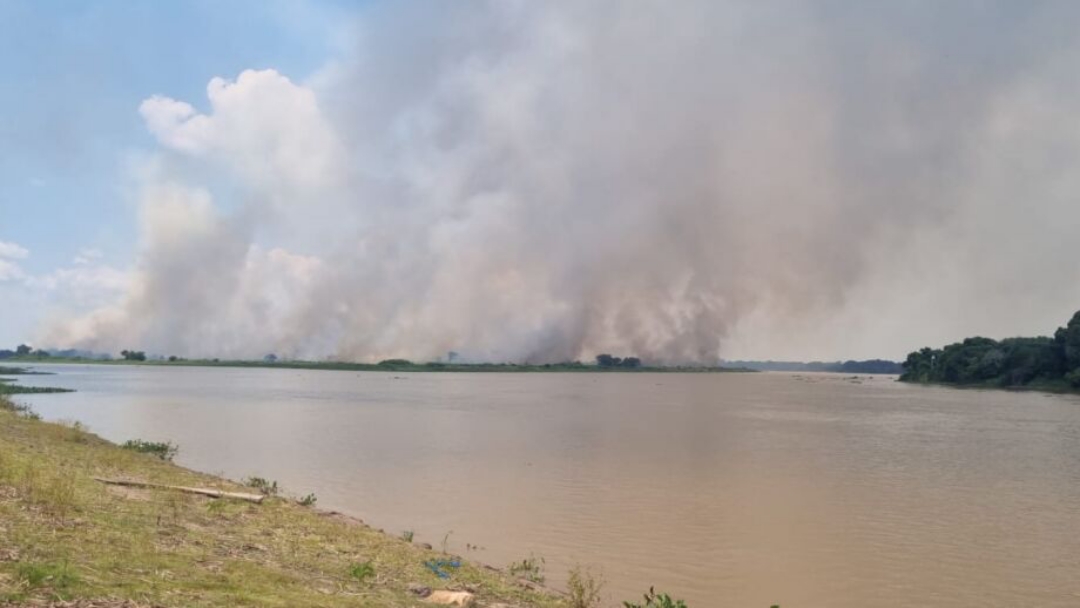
43 1 1080 362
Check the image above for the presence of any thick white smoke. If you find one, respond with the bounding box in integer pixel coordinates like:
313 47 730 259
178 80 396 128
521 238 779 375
43 1 1080 362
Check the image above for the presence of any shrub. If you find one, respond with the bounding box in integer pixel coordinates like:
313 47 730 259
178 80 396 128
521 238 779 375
508 555 545 584
243 476 279 496
401 530 414 542
298 493 317 506
567 565 604 608
623 587 688 608
348 561 375 584
121 439 178 461
1066 368 1080 388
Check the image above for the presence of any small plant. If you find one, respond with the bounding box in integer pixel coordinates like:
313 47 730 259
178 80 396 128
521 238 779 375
401 530 414 542
567 565 604 608
16 561 79 595
298 493 317 506
440 530 453 554
36 468 78 514
622 587 688 608
243 476 279 496
121 439 178 461
348 561 375 584
508 554 546 584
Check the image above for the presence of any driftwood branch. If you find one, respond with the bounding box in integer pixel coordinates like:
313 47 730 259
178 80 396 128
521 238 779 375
93 477 265 504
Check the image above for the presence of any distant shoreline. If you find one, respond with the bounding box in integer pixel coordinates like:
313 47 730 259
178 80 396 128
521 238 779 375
898 377 1080 396
2 356 756 374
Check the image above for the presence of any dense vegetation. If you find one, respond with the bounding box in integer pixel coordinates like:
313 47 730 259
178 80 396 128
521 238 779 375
727 359 902 374
900 309 1080 390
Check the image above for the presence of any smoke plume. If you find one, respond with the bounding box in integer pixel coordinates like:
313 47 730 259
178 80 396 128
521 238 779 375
43 1 1080 362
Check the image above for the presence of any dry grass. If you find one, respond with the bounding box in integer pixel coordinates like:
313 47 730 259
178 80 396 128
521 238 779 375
0 394 566 607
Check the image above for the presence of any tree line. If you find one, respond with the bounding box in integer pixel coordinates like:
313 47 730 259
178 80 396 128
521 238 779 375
900 309 1080 389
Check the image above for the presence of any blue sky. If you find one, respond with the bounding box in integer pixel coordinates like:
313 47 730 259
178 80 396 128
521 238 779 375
1 0 345 271
0 0 348 346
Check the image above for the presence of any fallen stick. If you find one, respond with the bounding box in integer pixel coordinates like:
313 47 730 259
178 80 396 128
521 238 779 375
93 477 265 504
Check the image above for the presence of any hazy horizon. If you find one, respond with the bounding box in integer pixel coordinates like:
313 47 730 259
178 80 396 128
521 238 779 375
4 1 1080 363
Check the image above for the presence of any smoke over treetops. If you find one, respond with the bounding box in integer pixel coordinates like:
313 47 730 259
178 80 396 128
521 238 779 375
41 2 1080 363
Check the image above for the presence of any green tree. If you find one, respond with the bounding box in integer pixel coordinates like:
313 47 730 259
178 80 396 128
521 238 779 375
595 354 619 367
1062 310 1080 371
901 309 1080 389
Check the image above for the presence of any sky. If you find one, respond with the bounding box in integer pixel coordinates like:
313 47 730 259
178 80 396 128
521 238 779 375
2 1 1080 363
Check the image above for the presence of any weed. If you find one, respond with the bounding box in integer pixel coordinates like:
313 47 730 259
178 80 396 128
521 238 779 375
508 555 546 584
441 530 453 554
401 530 414 543
37 468 78 514
121 439 178 461
16 561 79 596
622 587 688 608
567 565 604 608
18 461 41 496
56 419 90 443
1 395 41 419
243 476 279 496
348 561 376 584
298 493 317 507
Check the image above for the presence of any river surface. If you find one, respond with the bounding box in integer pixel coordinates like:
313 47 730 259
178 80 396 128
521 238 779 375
12 364 1080 606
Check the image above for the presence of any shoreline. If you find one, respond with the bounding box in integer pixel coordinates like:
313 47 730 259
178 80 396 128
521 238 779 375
2 356 754 375
0 390 573 607
897 378 1080 396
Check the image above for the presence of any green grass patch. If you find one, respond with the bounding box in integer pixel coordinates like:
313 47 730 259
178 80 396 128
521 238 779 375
120 439 179 461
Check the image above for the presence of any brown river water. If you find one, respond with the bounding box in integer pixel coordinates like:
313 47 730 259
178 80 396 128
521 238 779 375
15 364 1080 606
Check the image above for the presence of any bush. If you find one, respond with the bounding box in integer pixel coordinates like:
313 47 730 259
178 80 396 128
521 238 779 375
121 439 178 461
298 493 317 506
243 476 279 496
567 565 604 608
623 587 688 608
1066 368 1080 388
508 555 545 584
348 561 375 584
401 530 414 542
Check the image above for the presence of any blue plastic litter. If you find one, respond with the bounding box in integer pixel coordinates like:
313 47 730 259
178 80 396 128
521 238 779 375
424 559 461 579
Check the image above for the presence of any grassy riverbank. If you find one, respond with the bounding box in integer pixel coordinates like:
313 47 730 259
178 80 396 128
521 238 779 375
0 394 567 607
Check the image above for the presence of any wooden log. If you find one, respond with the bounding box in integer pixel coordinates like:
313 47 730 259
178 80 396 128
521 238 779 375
93 477 265 504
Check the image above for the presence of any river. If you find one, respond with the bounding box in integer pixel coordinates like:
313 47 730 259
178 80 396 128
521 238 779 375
13 364 1080 606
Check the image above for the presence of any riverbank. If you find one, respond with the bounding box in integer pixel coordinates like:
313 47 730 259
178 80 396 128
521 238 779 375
0 393 569 607
898 377 1080 395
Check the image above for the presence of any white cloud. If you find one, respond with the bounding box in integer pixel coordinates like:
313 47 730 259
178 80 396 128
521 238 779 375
0 240 29 260
73 248 103 265
0 259 25 282
139 69 344 194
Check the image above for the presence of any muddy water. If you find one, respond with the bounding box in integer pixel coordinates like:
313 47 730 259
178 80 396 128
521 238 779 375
16 364 1080 606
